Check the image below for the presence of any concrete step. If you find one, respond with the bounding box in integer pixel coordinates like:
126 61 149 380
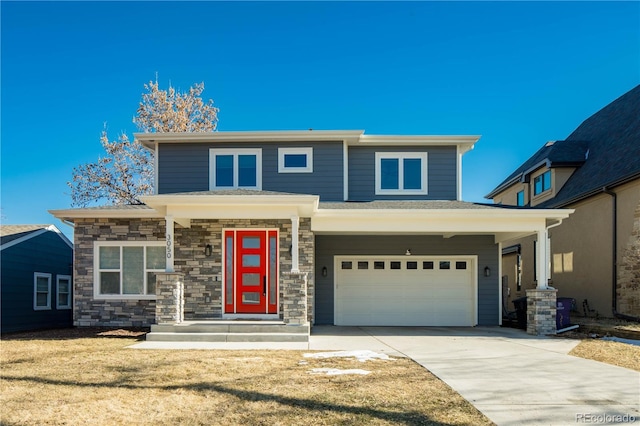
150 322 309 334
145 332 309 343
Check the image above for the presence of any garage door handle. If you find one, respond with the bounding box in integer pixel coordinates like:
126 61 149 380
263 276 266 296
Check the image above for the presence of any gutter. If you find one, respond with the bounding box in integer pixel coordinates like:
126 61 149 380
602 187 640 322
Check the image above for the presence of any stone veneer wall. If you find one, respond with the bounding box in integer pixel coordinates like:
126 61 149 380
526 288 557 335
618 201 640 317
73 217 314 327
73 218 165 327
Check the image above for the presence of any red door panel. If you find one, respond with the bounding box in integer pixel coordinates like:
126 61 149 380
235 231 267 313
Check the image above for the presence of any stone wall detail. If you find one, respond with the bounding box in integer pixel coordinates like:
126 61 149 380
155 272 185 324
526 288 557 335
618 200 640 317
282 272 308 325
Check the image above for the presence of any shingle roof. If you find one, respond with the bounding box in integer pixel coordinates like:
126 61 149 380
319 200 510 210
0 225 50 244
487 85 640 205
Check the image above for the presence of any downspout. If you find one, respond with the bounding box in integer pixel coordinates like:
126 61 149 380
602 187 640 322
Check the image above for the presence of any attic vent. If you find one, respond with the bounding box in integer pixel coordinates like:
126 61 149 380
585 148 590 160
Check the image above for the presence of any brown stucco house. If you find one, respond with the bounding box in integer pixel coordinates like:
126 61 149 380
486 85 640 322
50 130 573 342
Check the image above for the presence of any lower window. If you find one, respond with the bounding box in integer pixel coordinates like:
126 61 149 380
34 272 52 310
94 242 165 298
57 275 72 309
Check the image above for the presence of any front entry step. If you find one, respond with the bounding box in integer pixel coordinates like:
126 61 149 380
146 321 310 343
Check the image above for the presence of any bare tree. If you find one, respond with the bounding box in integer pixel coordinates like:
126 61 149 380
68 80 219 207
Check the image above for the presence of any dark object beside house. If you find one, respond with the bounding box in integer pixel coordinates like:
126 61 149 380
1 225 73 333
556 297 575 329
512 297 528 329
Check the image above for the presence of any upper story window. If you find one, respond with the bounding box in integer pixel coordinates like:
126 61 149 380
517 190 525 206
278 147 313 173
533 170 551 195
209 149 262 190
94 242 165 299
375 152 428 195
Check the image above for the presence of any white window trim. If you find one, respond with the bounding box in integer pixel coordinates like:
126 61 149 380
93 241 165 300
533 170 551 196
56 275 72 309
34 272 52 310
278 147 313 173
375 152 428 195
209 148 262 190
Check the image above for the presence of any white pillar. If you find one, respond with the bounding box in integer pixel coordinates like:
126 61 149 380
165 215 175 273
291 215 300 273
536 229 548 289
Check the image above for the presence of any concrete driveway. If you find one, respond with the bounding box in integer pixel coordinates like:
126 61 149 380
310 326 640 426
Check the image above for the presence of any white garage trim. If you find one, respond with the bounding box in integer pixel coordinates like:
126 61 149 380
334 255 478 326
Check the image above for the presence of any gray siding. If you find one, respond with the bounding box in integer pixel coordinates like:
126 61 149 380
348 146 457 201
158 141 344 201
1 232 73 333
315 234 499 326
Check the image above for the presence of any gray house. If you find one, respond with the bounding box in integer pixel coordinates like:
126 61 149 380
1 225 73 333
50 131 571 340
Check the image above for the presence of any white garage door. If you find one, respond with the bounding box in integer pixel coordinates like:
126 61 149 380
335 256 476 326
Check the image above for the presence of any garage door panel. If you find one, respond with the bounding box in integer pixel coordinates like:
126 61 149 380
336 256 476 326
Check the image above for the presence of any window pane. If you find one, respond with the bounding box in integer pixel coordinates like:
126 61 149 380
147 272 156 295
242 292 260 304
440 261 451 270
284 154 307 168
146 246 165 269
517 191 525 206
36 276 49 292
100 272 120 294
380 158 399 190
225 236 233 304
242 254 260 267
543 171 551 191
238 155 257 187
123 247 144 294
374 261 385 270
242 237 260 249
456 261 467 270
269 236 277 304
407 261 418 270
58 292 70 307
357 261 368 270
423 261 434 270
341 261 352 270
215 155 234 187
390 261 401 270
243 273 261 286
403 158 422 190
100 246 120 269
36 293 48 306
58 279 70 293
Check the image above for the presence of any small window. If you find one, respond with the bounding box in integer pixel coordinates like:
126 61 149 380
533 170 551 195
210 149 262 190
517 190 525 206
357 261 368 270
439 261 451 270
374 261 385 270
278 148 313 173
341 261 353 270
57 275 72 309
375 152 428 195
34 273 51 310
407 261 418 270
455 261 467 270
423 261 434 270
390 261 401 270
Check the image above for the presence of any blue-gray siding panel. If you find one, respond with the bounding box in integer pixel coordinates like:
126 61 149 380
158 142 344 201
1 232 73 333
348 146 457 200
315 234 499 325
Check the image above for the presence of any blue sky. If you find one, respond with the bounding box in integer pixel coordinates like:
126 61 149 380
2 1 639 239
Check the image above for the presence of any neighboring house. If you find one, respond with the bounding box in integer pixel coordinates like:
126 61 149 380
486 85 640 321
50 130 571 336
1 225 74 333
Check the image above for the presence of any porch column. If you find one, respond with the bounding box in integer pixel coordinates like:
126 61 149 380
291 215 300 273
536 229 549 289
165 215 175 273
155 272 184 324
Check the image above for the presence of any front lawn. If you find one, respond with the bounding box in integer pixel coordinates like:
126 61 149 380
1 328 493 425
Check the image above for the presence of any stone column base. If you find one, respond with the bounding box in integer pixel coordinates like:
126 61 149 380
155 272 185 324
526 288 557 336
282 271 308 325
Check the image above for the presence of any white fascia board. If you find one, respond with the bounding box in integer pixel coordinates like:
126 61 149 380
166 203 314 220
311 208 573 234
48 208 163 221
354 135 479 154
135 130 364 149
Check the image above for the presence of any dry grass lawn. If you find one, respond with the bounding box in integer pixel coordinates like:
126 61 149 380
1 328 493 426
569 339 640 372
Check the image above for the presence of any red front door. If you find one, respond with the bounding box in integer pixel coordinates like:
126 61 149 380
224 230 278 314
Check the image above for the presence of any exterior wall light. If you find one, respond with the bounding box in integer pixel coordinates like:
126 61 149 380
322 266 328 277
484 266 491 277
405 249 412 256
204 244 213 257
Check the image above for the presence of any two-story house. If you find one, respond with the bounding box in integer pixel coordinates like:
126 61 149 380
486 85 640 321
50 130 572 338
